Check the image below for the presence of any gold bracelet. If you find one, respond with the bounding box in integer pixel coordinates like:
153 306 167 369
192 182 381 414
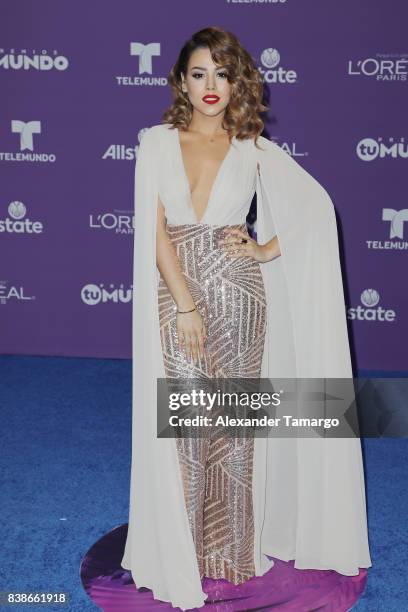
177 306 196 314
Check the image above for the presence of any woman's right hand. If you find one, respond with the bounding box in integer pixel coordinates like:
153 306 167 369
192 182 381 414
176 308 206 364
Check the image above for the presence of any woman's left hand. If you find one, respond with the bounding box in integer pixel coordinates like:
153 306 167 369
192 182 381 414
218 228 270 263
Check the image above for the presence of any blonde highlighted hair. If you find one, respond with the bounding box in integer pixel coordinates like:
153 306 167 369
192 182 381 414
162 26 268 148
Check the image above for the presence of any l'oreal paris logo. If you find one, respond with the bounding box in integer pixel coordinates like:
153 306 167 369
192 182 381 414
89 211 134 234
278 142 308 157
356 137 408 161
0 281 35 304
347 289 396 322
348 54 408 81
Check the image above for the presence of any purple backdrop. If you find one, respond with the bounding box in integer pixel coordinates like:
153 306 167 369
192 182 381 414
1 1 406 371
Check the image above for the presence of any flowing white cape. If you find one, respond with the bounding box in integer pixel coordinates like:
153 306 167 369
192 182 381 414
121 126 372 610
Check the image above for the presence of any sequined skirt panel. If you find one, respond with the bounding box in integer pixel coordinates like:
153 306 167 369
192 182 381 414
158 223 267 585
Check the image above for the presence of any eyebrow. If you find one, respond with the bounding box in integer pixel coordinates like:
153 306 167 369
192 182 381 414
190 66 226 71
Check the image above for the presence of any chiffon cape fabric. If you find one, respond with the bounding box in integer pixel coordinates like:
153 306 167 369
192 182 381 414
120 123 372 610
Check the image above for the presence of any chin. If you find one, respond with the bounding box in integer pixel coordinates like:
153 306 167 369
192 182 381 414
199 103 226 115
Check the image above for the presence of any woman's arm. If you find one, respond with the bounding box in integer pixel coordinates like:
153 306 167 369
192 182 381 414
259 234 281 262
156 197 195 311
156 197 206 363
219 229 281 263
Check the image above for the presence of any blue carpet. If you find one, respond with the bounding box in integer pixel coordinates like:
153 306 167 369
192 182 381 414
0 355 406 611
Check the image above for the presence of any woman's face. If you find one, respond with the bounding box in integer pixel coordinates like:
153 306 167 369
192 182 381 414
181 47 231 118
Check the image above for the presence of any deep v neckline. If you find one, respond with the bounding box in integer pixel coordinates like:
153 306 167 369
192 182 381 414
175 127 235 224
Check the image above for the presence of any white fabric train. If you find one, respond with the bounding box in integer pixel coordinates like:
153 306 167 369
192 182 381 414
120 123 372 610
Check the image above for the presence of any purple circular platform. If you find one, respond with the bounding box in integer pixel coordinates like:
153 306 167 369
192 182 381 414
80 524 368 611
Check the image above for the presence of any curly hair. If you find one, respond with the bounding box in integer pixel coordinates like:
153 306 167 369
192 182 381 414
161 26 268 149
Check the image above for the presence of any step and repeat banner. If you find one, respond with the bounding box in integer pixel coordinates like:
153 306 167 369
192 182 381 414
1 1 406 370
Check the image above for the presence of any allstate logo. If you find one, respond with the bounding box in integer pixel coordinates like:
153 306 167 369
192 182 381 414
0 200 43 234
361 289 380 308
258 47 297 84
348 288 396 322
261 48 280 69
8 201 27 219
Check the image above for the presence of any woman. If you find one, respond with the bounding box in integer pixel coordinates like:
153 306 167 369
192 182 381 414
121 26 372 610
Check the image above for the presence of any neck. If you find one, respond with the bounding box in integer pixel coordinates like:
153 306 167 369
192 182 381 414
187 113 227 138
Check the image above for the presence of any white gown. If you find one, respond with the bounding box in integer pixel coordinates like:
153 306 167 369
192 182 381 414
120 123 372 610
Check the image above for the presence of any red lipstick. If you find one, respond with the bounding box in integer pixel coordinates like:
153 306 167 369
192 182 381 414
202 95 220 104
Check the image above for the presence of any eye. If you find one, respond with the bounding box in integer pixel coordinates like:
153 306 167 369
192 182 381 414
217 71 228 79
192 72 204 79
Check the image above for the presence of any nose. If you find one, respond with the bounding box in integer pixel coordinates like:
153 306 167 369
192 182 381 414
206 74 216 90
